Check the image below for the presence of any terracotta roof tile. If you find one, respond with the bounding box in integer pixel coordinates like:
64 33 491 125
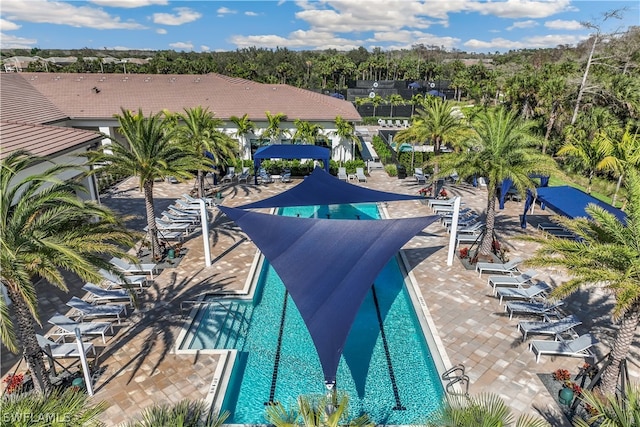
0 74 68 124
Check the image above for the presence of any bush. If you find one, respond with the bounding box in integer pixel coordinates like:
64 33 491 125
372 135 394 165
385 164 397 177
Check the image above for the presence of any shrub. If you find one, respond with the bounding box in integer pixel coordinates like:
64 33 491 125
385 164 397 176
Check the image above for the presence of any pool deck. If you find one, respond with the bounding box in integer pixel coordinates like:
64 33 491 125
2 167 638 426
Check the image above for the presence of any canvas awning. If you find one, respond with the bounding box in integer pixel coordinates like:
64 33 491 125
219 206 439 384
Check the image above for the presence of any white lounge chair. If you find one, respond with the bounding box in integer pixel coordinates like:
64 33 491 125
37 334 96 358
337 167 347 181
517 314 582 341
356 168 367 182
529 333 597 363
154 218 194 233
488 269 539 294
221 167 235 183
504 300 564 320
450 220 484 234
82 283 132 308
237 167 251 183
427 198 456 208
99 269 147 290
66 296 127 324
456 233 481 248
496 281 550 305
173 200 201 213
109 257 157 279
161 211 199 224
259 168 273 184
395 119 402 127
168 205 202 217
403 119 410 128
48 312 114 344
280 169 292 183
182 193 214 207
476 257 522 277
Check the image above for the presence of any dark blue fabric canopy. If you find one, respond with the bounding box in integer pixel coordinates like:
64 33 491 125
219 206 439 384
521 185 626 228
253 145 330 184
239 167 423 209
427 89 445 98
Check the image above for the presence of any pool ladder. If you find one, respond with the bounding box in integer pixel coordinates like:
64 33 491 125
442 364 470 396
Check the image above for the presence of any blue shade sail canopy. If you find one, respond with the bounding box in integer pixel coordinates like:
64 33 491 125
239 167 423 209
219 206 439 384
521 185 626 228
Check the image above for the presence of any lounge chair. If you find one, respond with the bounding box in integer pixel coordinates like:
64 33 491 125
395 119 402 127
37 334 96 358
173 200 201 213
414 168 426 184
48 313 114 344
456 233 481 248
237 167 251 183
154 218 194 233
337 167 348 181
496 281 550 305
504 300 564 320
529 333 597 363
517 314 582 341
427 198 456 208
182 193 214 207
66 296 127 324
488 269 539 294
356 168 367 182
109 257 157 279
82 283 132 308
537 222 565 231
99 269 147 291
476 257 523 277
259 168 273 184
378 118 386 127
450 220 483 234
161 211 199 224
168 205 202 217
280 169 292 183
402 119 410 128
221 167 235 183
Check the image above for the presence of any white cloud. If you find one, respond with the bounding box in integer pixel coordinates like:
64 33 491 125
89 0 168 8
230 29 363 50
200 45 210 52
0 32 37 49
156 28 167 34
464 33 583 51
0 18 21 31
153 7 201 25
217 7 237 15
507 20 538 30
169 41 194 51
465 0 575 19
1 0 146 29
245 11 259 17
370 30 460 50
545 19 584 30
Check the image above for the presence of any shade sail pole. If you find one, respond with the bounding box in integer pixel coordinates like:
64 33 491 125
447 197 462 266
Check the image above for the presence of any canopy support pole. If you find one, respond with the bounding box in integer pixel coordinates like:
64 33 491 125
446 197 462 266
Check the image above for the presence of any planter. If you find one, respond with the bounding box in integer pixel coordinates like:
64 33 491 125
558 386 575 405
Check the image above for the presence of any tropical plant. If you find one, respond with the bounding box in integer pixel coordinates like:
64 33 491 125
0 387 108 426
124 399 229 427
174 106 237 198
0 150 134 393
330 116 360 164
292 119 324 145
229 113 256 160
85 108 203 257
436 108 557 257
387 93 404 118
428 393 549 427
262 111 288 144
573 381 640 427
524 167 640 396
598 123 640 206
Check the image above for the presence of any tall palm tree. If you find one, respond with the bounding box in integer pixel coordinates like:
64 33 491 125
387 94 404 118
292 119 324 145
229 113 256 160
86 108 203 257
525 167 640 396
262 111 288 144
1 150 134 393
409 93 424 117
175 106 237 198
598 123 640 207
330 116 360 163
436 108 557 257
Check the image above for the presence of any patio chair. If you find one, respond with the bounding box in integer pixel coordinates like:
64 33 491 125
66 296 127 324
182 193 214 207
403 119 410 128
386 119 394 127
99 268 147 291
496 281 550 305
428 198 457 208
154 218 195 233
537 222 565 231
237 167 251 183
161 211 199 225
414 168 426 184
259 168 273 184
504 300 564 320
476 257 523 277
449 220 483 234
356 168 367 182
338 167 348 181
109 257 157 279
48 312 114 344
395 119 402 127
168 205 202 218
37 334 96 359
82 283 133 308
488 269 539 294
280 169 292 183
173 199 201 213
517 314 582 341
221 167 236 183
456 233 481 248
529 333 597 363
378 118 386 127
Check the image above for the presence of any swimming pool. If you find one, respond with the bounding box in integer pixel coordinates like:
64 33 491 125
185 203 444 424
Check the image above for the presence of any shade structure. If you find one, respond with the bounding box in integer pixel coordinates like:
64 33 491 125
219 206 439 384
239 167 423 209
253 144 330 183
521 185 626 227
427 89 445 98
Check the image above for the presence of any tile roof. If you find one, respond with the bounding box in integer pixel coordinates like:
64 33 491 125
13 72 361 122
0 73 68 124
0 120 101 160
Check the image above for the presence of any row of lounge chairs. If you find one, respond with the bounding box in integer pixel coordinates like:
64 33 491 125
377 118 410 128
479 257 597 363
221 166 251 184
337 167 367 182
537 222 580 240
145 193 216 242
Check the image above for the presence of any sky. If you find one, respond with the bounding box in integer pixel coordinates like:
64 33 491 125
0 0 638 53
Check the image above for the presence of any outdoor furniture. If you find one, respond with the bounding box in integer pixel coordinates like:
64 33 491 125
99 269 146 290
48 313 114 344
504 300 564 320
456 233 481 248
337 167 348 181
476 257 522 277
221 167 235 183
161 211 199 224
495 281 550 305
280 169 292 183
154 218 195 233
109 256 157 279
529 333 597 363
414 168 426 184
537 222 565 231
356 168 367 182
66 296 127 324
517 314 582 341
259 169 273 184
488 269 539 294
237 167 251 183
172 200 202 213
37 334 96 358
82 283 133 307
182 193 214 207
403 119 410 128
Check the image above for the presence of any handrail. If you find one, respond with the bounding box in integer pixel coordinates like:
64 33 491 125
442 364 470 396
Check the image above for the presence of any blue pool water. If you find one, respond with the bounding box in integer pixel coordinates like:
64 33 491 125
186 204 444 424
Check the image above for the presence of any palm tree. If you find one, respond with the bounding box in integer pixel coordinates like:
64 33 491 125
409 93 424 117
229 113 256 160
387 94 404 118
573 381 640 427
370 94 383 117
292 119 324 145
1 150 134 393
525 167 640 396
428 393 548 427
175 106 237 198
86 108 203 258
598 123 640 207
125 399 229 427
262 111 288 144
330 116 360 163
436 108 557 257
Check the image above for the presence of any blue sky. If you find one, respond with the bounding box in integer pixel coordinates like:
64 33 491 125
1 0 638 53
